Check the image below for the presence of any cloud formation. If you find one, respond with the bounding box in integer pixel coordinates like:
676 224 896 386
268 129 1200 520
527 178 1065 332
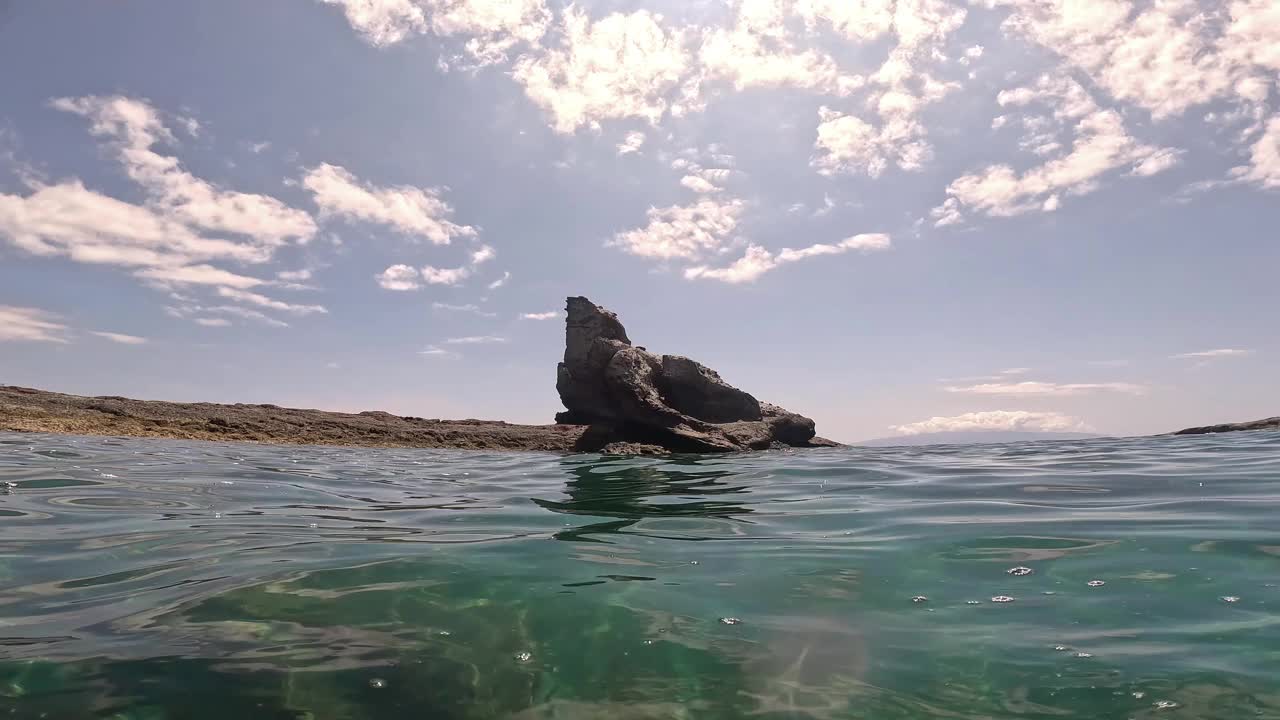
91 331 148 345
0 306 71 343
685 233 892 283
303 163 475 245
943 380 1147 396
891 410 1092 435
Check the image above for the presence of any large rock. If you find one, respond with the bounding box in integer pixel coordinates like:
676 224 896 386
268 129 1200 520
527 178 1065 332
555 296 838 453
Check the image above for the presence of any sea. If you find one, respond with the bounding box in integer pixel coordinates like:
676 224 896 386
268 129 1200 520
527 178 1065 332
1 430 1278 719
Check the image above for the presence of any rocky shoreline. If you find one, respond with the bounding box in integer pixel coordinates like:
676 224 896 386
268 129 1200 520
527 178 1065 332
1172 417 1280 435
3 295 1273 452
0 384 594 452
0 297 839 455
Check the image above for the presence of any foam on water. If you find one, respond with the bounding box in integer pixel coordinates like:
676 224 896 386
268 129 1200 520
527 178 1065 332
1 430 1279 719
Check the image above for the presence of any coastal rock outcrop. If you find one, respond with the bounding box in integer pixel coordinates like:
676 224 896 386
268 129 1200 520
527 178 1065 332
555 297 837 453
1174 417 1280 435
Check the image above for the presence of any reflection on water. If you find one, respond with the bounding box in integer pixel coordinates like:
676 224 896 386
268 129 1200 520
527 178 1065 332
1 431 1280 718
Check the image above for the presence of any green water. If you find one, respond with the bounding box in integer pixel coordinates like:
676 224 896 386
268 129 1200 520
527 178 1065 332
1 431 1279 719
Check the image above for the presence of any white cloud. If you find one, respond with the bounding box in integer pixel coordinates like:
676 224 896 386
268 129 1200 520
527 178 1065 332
444 335 507 344
812 105 932 177
302 163 475 244
933 110 1178 224
419 344 457 357
680 175 720 193
376 264 422 291
983 0 1278 124
943 380 1147 396
318 0 550 64
521 311 561 320
700 0 864 96
1171 348 1252 359
608 198 744 260
1130 148 1184 177
53 96 316 247
167 302 290 328
470 244 496 264
487 271 511 290
685 233 891 283
420 265 470 285
276 268 313 282
135 264 266 289
1239 116 1280 188
1 97 326 325
317 0 426 46
512 8 695 133
891 410 1092 435
433 302 497 317
794 0 895 42
216 287 328 315
195 317 232 327
617 131 646 156
0 306 71 343
91 331 148 345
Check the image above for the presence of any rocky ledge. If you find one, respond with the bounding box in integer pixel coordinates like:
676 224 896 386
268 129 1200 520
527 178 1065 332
0 297 839 455
1173 417 1280 435
556 296 838 453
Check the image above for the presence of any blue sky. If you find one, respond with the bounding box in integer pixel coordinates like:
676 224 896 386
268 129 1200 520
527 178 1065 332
0 0 1276 443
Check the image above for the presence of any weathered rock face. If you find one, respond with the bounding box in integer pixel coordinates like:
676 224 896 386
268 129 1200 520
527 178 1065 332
555 296 838 453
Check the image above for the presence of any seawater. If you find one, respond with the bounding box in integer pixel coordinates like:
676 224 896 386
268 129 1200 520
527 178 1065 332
1 431 1279 719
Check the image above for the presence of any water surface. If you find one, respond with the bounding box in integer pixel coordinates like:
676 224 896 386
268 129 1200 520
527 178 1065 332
1 431 1279 718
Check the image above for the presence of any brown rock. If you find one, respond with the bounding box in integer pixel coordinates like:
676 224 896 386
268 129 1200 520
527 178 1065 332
554 296 836 453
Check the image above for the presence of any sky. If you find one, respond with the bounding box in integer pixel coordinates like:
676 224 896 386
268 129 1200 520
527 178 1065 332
0 0 1276 444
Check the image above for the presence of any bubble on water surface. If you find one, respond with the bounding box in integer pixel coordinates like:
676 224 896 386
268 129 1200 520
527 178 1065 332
1074 652 1093 658
1087 580 1106 587
1053 645 1069 652
368 678 386 689
966 600 981 605
1007 566 1033 576
910 596 928 603
720 617 743 625
1154 700 1178 709
308 522 319 528
1222 596 1240 603
1132 692 1146 699
991 595 1014 603
514 651 533 663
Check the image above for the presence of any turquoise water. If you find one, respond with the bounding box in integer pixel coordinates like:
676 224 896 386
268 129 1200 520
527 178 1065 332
1 431 1279 719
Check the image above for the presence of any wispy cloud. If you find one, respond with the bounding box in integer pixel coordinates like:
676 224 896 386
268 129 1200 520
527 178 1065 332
302 162 475 245
432 302 497 317
943 381 1147 397
0 306 71 343
1171 348 1252 359
91 331 148 345
520 311 561 320
685 233 891 284
891 411 1093 436
444 335 507 345
487 271 511 290
418 345 458 358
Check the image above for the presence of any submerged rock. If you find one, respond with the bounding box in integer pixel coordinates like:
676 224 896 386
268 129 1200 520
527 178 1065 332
555 296 838 453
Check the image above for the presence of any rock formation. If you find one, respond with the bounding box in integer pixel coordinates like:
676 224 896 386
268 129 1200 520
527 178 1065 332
1174 417 1280 435
555 296 838 453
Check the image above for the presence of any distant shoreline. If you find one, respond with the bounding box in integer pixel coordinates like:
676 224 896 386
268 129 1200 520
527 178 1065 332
0 385 588 453
2 385 1276 452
